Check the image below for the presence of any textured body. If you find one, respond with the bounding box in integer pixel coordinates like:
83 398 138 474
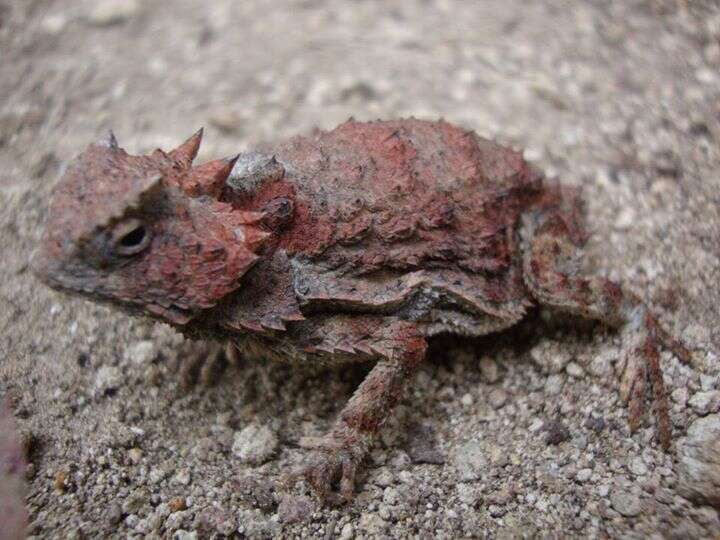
205 119 544 363
34 119 689 503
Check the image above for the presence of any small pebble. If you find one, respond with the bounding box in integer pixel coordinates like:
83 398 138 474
232 424 278 464
629 456 648 476
610 490 642 517
452 441 487 481
106 503 123 525
210 108 243 134
688 391 720 415
488 388 508 409
172 469 191 486
277 494 315 524
168 497 187 513
543 419 570 445
125 340 155 365
530 342 572 373
479 357 500 383
488 504 505 517
373 468 394 487
700 375 717 392
405 422 444 464
671 387 688 407
41 13 68 34
339 523 355 540
53 470 67 493
128 447 142 464
678 414 720 507
576 468 593 483
566 362 584 378
86 0 139 26
122 492 146 514
94 365 122 395
544 374 564 395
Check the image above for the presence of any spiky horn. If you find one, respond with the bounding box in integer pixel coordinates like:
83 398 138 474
97 130 118 150
185 154 240 198
169 128 204 168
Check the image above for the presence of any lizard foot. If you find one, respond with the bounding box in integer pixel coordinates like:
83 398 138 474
288 433 365 506
619 310 691 449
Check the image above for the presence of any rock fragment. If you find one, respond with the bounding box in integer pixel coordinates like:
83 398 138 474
231 424 278 464
610 489 642 517
678 414 720 506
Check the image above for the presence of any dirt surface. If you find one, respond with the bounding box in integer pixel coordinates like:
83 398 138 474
2 0 720 538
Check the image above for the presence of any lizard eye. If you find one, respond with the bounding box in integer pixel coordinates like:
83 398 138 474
112 219 151 256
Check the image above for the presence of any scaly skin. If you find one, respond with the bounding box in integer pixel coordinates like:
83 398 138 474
33 119 690 504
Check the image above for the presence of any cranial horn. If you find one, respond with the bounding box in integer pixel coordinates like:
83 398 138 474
186 154 239 198
97 130 119 150
169 128 203 168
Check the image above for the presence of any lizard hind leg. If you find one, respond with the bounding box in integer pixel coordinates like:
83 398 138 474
522 217 690 449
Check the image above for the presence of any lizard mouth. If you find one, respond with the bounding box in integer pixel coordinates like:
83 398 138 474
31 247 194 326
31 251 141 316
32 255 94 298
31 247 106 299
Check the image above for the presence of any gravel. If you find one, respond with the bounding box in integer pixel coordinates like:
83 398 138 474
479 356 500 383
530 341 573 373
231 424 278 465
543 419 571 445
688 390 720 415
0 403 26 540
452 440 488 482
576 468 593 483
678 414 720 507
404 422 444 464
86 0 140 27
2 0 719 538
277 494 316 525
610 490 643 518
487 388 509 409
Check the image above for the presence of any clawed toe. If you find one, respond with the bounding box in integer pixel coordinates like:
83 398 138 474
286 445 359 505
621 354 647 433
619 320 675 449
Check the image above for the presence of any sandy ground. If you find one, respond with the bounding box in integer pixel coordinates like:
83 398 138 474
2 0 720 538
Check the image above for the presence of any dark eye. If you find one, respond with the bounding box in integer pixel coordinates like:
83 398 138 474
113 219 151 256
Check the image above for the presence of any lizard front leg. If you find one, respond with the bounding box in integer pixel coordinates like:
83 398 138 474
291 318 427 505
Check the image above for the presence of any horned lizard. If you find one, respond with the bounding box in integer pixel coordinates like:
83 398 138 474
33 119 690 504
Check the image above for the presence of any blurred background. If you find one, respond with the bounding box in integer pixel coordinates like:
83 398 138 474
2 0 720 538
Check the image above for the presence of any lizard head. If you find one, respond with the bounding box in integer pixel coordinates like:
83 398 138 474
33 130 270 325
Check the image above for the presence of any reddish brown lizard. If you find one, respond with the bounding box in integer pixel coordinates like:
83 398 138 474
33 119 690 504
